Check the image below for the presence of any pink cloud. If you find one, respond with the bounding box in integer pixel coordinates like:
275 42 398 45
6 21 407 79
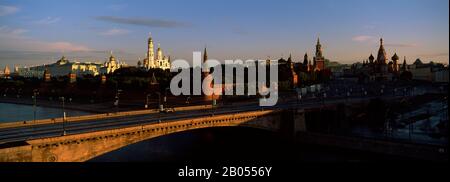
352 35 374 42
100 28 130 36
46 42 91 52
0 26 92 52
0 5 18 16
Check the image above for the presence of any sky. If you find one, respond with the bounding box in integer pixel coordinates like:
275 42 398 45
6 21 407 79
0 0 448 69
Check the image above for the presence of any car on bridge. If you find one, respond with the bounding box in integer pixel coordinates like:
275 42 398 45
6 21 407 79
161 107 175 113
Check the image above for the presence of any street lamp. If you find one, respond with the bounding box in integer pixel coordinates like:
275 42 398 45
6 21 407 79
17 88 22 98
211 91 217 116
3 88 9 97
115 89 122 113
346 91 350 102
145 93 151 109
164 87 169 108
32 89 39 124
60 96 66 136
185 96 191 104
155 92 161 122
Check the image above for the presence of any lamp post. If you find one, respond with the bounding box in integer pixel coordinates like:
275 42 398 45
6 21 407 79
164 87 169 109
211 91 216 116
17 88 22 98
115 89 122 113
156 92 161 122
346 91 350 102
145 93 151 109
32 89 39 124
60 96 66 136
185 96 191 105
3 88 8 97
299 94 302 105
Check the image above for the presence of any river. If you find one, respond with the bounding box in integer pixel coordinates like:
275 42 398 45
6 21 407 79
90 127 408 162
0 102 92 123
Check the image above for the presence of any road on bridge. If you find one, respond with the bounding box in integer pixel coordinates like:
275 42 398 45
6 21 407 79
0 94 404 145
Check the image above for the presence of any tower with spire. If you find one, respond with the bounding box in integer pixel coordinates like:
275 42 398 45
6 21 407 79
142 33 170 70
313 37 325 71
402 56 408 72
375 38 388 74
287 54 298 88
301 53 309 72
202 47 209 79
376 38 387 65
147 33 155 67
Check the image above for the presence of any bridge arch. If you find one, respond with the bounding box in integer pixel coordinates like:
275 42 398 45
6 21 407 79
16 109 304 162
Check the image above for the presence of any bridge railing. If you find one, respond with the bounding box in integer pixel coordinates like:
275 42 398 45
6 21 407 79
0 104 213 129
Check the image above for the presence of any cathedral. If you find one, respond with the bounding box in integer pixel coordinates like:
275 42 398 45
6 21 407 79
139 33 171 70
360 38 401 80
101 51 122 74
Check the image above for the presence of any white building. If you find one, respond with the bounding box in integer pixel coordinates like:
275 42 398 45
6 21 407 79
100 51 125 74
140 33 171 70
16 53 125 78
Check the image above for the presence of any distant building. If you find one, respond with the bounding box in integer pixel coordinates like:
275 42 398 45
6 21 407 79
2 65 10 78
408 59 447 82
355 38 402 81
140 33 171 70
15 53 125 78
100 51 123 74
43 68 51 82
434 68 449 83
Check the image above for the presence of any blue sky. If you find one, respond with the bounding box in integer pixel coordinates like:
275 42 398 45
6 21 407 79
0 0 448 68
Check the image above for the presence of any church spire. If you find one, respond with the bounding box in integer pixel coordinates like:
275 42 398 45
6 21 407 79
148 32 154 62
148 32 152 42
376 38 387 64
402 56 407 71
203 46 208 62
303 52 308 65
315 36 323 58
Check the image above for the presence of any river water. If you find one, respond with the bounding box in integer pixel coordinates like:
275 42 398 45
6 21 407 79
90 127 409 162
0 102 91 123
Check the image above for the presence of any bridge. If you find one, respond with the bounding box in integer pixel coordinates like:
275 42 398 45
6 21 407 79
0 109 307 162
0 92 443 162
1 92 351 162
